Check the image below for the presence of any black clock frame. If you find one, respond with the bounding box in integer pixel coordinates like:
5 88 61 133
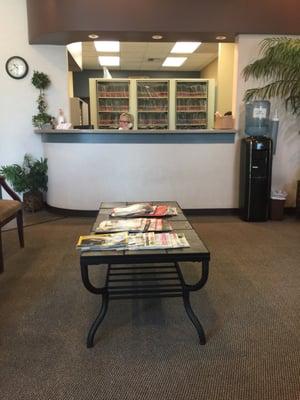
5 56 29 79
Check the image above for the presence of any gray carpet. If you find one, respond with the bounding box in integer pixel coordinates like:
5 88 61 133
0 214 299 400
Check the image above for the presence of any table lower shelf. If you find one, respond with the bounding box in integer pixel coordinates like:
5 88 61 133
107 263 183 299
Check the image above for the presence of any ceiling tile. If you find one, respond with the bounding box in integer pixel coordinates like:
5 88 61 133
81 41 218 71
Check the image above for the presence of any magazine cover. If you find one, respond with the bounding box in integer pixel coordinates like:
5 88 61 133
96 218 173 233
76 232 128 251
110 203 178 217
127 232 189 250
147 219 173 231
150 205 178 217
96 218 147 233
110 203 153 217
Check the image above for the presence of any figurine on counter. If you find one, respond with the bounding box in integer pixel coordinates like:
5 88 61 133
57 108 65 124
56 108 72 130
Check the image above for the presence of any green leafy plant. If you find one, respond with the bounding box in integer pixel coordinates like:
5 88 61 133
31 71 50 90
31 71 53 128
0 154 48 193
243 37 300 115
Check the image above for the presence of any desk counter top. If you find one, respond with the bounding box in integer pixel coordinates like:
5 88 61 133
37 128 237 144
37 128 237 134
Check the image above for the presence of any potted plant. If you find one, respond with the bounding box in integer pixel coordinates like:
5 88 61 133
243 37 300 116
243 37 300 214
0 154 48 211
31 70 54 128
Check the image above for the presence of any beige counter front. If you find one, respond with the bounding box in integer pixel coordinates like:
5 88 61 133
39 129 238 211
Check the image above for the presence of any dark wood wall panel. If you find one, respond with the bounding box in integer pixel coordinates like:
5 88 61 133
26 0 300 44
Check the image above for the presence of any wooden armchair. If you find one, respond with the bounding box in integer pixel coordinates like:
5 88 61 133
0 176 24 273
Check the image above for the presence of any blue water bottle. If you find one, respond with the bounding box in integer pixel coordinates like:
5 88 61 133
245 100 270 136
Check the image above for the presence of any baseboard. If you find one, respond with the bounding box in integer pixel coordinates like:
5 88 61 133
45 204 98 217
183 208 240 215
45 204 296 218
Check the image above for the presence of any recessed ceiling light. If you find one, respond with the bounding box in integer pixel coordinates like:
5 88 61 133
162 57 187 67
94 41 120 52
152 34 163 40
171 42 201 53
98 56 120 66
88 34 99 39
216 35 227 40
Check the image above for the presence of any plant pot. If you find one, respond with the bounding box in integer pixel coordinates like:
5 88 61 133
23 191 44 212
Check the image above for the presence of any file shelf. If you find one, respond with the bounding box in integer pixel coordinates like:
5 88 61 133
137 80 169 129
176 81 209 129
90 78 215 129
97 80 130 129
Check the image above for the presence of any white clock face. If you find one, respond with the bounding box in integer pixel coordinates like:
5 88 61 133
6 56 29 79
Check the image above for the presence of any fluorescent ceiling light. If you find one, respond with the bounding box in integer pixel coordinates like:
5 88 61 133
98 56 120 66
94 41 120 52
162 57 187 67
171 42 201 53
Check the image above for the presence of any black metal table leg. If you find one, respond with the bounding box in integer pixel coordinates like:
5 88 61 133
87 291 109 348
81 261 112 347
175 260 209 344
182 290 206 344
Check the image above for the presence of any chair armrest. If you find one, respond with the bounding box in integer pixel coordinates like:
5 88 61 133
0 176 22 202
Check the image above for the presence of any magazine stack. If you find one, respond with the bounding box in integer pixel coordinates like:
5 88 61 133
77 203 189 252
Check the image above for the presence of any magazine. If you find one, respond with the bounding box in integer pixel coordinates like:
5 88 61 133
76 232 128 251
95 218 172 233
110 203 153 217
96 218 147 233
147 219 173 231
149 205 178 217
110 203 178 217
76 232 189 252
127 232 189 250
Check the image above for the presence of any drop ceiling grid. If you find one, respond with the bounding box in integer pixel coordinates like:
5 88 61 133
81 41 218 71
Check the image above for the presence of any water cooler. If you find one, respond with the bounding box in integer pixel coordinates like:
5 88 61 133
239 101 273 221
240 136 273 221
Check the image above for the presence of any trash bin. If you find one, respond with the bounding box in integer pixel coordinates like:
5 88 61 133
270 190 287 220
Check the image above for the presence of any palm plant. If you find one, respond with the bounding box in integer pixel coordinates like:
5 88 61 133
243 37 300 116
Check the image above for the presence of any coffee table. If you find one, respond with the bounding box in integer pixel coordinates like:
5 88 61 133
80 201 210 347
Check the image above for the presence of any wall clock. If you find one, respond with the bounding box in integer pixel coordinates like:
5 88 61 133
5 56 29 79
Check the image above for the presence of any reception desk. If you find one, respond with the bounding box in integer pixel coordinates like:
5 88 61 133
38 129 238 211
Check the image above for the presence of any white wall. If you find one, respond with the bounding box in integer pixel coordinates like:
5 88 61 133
235 35 300 206
0 0 69 172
